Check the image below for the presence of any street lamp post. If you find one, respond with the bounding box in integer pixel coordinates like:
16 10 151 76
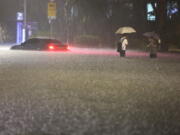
23 0 27 42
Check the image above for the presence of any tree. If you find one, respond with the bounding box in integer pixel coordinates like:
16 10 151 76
0 24 9 43
63 0 79 42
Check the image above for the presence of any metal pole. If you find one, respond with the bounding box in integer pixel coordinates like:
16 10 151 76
49 19 53 38
23 0 27 41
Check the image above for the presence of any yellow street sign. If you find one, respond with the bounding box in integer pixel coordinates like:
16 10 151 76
48 2 56 19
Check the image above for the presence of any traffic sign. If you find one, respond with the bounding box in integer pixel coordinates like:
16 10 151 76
48 1 56 19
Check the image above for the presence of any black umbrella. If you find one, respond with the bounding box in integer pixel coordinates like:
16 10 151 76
143 32 161 44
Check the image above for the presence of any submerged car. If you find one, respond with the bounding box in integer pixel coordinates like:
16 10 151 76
11 38 69 51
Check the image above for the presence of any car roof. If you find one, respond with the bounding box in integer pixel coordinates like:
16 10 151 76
27 38 61 43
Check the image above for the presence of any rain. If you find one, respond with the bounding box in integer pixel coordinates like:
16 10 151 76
0 0 180 135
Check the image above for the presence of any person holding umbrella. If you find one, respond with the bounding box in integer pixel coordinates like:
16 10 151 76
147 37 158 58
143 32 160 58
117 36 128 57
115 26 136 57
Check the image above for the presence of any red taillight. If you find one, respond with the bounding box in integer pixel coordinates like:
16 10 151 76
48 43 56 50
49 45 55 50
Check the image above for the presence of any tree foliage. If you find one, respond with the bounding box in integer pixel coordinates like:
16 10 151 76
64 0 179 49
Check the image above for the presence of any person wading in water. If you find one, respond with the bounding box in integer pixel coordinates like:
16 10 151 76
117 36 128 57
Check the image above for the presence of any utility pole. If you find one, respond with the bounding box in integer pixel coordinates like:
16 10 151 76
23 0 27 42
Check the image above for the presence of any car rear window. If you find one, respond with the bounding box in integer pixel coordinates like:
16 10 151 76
42 39 61 44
